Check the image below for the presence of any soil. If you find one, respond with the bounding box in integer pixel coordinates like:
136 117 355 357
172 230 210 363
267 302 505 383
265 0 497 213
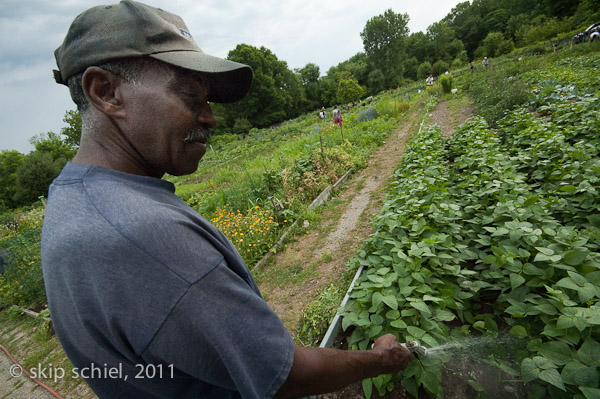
429 98 473 137
258 97 475 398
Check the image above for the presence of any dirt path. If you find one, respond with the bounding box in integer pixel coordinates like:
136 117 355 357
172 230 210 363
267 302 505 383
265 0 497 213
257 104 424 333
429 98 473 137
313 97 475 399
259 97 473 334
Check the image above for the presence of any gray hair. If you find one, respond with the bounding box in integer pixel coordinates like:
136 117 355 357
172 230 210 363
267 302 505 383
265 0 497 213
67 57 155 115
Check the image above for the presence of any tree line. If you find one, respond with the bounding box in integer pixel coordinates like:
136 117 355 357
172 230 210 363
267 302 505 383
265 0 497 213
2 0 598 211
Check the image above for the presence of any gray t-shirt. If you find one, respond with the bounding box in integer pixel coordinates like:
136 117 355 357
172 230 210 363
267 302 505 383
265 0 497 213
41 162 294 398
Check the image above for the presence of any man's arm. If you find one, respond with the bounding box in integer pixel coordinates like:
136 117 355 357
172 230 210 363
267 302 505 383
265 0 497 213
275 334 414 398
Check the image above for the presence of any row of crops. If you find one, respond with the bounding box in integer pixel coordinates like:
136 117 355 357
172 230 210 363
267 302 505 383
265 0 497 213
341 51 600 398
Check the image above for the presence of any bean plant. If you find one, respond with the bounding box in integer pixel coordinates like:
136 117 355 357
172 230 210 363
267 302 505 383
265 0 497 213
342 52 600 398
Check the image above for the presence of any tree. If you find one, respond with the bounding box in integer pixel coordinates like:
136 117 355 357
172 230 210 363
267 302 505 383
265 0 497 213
417 61 433 80
361 9 409 87
428 22 463 65
221 44 305 129
405 32 433 64
29 132 77 161
61 110 82 148
0 150 24 210
233 118 252 135
476 32 514 58
13 152 66 206
317 72 336 107
297 63 322 111
336 75 366 105
367 69 386 94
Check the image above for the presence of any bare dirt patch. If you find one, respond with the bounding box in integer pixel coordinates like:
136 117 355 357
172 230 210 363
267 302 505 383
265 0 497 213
429 98 473 137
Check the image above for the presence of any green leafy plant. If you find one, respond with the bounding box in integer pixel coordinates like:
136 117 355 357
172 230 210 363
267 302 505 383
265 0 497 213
341 51 600 398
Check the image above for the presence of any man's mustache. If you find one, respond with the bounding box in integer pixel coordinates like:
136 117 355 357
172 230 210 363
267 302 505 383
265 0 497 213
183 127 211 144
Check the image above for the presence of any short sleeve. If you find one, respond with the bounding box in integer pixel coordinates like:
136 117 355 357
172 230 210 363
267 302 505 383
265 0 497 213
142 260 294 399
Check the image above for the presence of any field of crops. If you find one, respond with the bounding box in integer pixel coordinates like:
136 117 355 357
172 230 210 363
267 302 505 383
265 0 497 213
341 50 600 398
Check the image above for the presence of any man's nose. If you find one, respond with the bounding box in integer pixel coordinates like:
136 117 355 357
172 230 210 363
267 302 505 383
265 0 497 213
199 104 218 128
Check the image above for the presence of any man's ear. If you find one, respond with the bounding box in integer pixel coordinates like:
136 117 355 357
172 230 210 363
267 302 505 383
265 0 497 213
81 67 125 117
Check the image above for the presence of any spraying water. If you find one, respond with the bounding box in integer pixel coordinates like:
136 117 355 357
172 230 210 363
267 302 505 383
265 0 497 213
415 336 530 399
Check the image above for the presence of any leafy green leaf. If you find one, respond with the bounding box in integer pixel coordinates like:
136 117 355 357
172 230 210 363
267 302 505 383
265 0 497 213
578 338 600 367
420 369 442 396
390 319 407 329
407 326 426 338
539 341 572 365
539 368 565 391
434 309 456 321
372 292 383 307
510 325 528 338
409 301 432 317
557 315 575 329
521 358 540 382
536 247 555 256
535 303 558 315
362 378 373 399
556 277 582 291
382 295 398 310
510 273 526 289
563 250 589 266
579 387 600 399
561 361 599 387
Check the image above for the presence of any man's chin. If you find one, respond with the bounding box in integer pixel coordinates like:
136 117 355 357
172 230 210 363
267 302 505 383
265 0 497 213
169 157 203 177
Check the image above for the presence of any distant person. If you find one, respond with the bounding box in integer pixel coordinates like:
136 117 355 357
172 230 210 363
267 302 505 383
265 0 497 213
42 1 414 398
469 61 474 73
332 105 342 126
444 70 449 75
483 56 489 68
426 74 434 89
318 107 326 119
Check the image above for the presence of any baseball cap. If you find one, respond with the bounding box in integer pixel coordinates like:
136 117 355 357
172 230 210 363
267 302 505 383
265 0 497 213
53 0 252 103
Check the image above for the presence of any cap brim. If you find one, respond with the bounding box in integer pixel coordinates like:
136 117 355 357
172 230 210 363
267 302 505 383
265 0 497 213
150 51 253 103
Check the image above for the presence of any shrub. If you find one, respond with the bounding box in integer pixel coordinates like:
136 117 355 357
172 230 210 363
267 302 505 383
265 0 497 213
0 227 45 309
440 74 453 94
468 68 533 126
432 60 449 77
13 152 66 206
233 118 252 135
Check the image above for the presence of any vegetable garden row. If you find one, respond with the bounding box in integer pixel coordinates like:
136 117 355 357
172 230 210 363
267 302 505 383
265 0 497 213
341 51 600 398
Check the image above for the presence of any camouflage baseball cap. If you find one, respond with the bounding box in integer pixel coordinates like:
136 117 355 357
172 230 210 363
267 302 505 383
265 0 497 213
53 0 252 103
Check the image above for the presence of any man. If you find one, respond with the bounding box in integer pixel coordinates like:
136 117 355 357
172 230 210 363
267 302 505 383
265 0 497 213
332 105 342 126
42 1 413 398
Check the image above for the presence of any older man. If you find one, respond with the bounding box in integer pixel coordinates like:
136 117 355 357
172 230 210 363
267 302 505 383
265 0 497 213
41 1 413 398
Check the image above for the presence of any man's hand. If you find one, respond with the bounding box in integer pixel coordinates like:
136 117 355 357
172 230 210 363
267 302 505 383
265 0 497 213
371 334 415 374
276 334 416 398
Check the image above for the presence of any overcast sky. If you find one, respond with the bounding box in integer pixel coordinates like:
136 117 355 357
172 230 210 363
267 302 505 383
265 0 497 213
0 0 465 154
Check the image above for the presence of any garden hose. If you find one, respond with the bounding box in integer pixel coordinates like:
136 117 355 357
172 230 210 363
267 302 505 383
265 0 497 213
0 343 64 399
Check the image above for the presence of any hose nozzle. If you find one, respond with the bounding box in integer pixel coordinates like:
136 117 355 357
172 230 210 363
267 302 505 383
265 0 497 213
402 340 428 357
